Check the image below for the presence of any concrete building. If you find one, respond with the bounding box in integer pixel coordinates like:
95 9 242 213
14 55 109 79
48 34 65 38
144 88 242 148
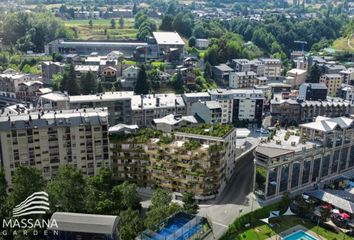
191 101 222 124
37 92 134 125
260 58 282 79
153 114 198 132
325 64 346 74
41 61 66 85
320 74 343 97
152 32 185 62
0 73 41 96
131 94 186 127
0 108 110 186
340 84 354 104
270 99 301 126
298 83 328 101
212 64 234 85
195 39 210 49
287 68 307 88
110 125 238 200
254 116 354 201
208 89 264 127
229 71 257 89
17 81 44 102
231 59 251 72
182 92 211 115
339 68 354 85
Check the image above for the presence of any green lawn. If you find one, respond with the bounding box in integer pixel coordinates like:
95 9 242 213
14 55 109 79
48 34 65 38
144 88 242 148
332 37 354 53
233 216 346 240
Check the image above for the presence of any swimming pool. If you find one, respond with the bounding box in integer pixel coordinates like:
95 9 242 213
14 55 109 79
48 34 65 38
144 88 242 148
282 230 318 240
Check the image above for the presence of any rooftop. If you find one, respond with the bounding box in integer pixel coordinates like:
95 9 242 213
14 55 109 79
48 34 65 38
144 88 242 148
74 65 99 72
131 94 185 110
0 108 108 131
152 31 185 45
70 91 134 103
153 114 198 126
213 64 233 72
178 123 234 138
48 212 119 235
288 68 307 75
300 116 353 132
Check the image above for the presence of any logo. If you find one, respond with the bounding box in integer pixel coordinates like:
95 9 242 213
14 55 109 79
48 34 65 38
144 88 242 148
12 191 50 217
2 192 58 237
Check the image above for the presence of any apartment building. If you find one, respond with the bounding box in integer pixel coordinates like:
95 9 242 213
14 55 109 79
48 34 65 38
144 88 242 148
298 83 328 101
182 92 211 115
320 74 343 97
37 92 134 125
260 58 282 79
287 68 307 88
230 59 265 76
0 108 110 186
131 94 186 127
17 81 44 102
339 68 354 85
191 101 222 124
270 99 301 126
212 64 234 85
110 125 238 200
340 84 354 104
209 89 264 127
41 61 65 85
0 73 41 95
254 116 354 201
229 71 257 89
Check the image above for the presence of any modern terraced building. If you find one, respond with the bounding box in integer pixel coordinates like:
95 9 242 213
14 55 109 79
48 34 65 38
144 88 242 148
110 124 238 201
254 116 354 201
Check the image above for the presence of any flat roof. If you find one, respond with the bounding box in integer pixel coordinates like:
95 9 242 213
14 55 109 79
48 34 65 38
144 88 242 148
152 32 185 45
69 91 134 103
58 41 148 47
49 212 120 235
131 93 185 110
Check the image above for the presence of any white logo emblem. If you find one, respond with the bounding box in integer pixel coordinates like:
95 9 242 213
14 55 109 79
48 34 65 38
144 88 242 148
12 191 50 217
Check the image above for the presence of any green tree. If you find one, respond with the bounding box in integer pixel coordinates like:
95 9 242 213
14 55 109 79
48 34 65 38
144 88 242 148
147 69 161 91
172 71 184 94
119 17 124 29
204 62 213 79
66 64 80 95
134 65 150 94
182 192 199 214
132 3 138 15
160 14 174 31
53 73 63 91
97 81 104 93
89 19 93 28
120 208 143 240
110 19 116 29
113 182 141 210
47 166 86 213
144 205 169 230
188 36 196 47
81 71 97 94
151 189 172 208
9 166 44 208
0 169 7 214
307 63 321 83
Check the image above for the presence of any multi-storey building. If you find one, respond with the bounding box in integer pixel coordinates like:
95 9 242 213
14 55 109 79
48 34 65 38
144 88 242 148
287 68 307 88
209 89 264 127
0 108 110 186
260 58 282 79
298 83 328 101
41 61 66 86
270 99 301 126
0 73 41 95
320 74 343 97
231 59 251 72
130 94 186 127
110 125 238 200
191 101 222 124
340 84 354 104
17 81 44 102
37 91 134 125
229 71 257 89
254 116 354 201
182 92 211 115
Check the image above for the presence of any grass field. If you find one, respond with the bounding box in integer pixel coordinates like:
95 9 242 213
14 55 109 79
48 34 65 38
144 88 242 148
62 18 138 40
332 37 354 53
232 216 346 240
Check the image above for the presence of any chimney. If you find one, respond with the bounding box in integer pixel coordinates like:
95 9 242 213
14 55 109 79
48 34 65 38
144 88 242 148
140 94 144 109
156 97 160 107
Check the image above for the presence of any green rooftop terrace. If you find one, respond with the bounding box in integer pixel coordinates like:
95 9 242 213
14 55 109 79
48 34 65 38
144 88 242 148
178 124 233 138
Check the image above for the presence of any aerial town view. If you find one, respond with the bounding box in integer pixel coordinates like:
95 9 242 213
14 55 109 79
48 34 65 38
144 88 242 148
1 0 354 239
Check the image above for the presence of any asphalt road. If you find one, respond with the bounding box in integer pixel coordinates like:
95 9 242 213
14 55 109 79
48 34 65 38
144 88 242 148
198 149 259 239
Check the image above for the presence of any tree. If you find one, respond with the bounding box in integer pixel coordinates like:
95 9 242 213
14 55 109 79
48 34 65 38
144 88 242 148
134 65 150 94
188 36 196 48
53 73 63 91
66 64 80 95
0 169 7 212
60 72 68 92
9 167 44 208
120 208 143 240
110 19 116 29
47 166 86 213
204 62 213 79
172 71 184 94
89 19 93 28
307 63 321 83
147 69 161 91
97 80 104 93
182 192 199 214
132 3 138 15
81 71 97 94
144 205 169 230
151 189 172 208
119 17 124 29
113 182 141 210
160 14 174 31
